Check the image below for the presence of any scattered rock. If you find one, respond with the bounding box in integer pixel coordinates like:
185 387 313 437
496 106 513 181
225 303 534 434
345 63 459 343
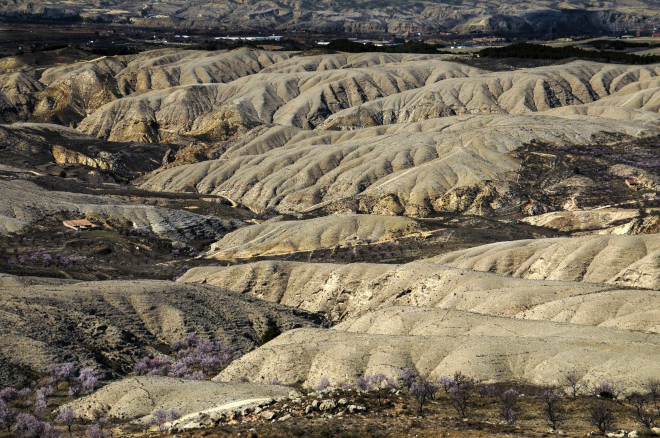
319 400 336 411
288 389 303 399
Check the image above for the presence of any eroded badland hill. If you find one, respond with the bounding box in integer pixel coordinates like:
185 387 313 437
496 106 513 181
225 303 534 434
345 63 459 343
4 26 660 437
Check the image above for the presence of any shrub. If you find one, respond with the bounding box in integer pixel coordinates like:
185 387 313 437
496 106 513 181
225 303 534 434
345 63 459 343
59 171 67 178
315 377 331 392
261 325 282 345
0 400 17 432
592 381 623 400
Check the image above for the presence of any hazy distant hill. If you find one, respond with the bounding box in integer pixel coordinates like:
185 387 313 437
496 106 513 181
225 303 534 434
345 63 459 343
0 0 658 35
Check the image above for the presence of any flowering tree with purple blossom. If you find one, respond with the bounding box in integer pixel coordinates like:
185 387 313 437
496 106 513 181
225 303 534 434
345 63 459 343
133 334 242 381
55 407 76 437
399 367 418 390
409 375 438 415
0 399 17 432
79 369 99 395
85 424 108 438
12 413 43 438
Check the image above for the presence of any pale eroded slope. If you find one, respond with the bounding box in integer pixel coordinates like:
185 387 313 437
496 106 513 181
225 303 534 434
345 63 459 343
207 214 419 259
67 376 289 422
434 234 660 289
216 321 660 391
78 59 483 141
179 260 660 331
319 61 660 129
138 114 656 216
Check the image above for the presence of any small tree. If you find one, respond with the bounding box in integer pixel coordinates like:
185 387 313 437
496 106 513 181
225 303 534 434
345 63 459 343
85 424 107 438
42 423 62 438
150 408 167 432
628 392 657 430
12 413 42 438
645 378 660 408
55 407 76 437
369 373 387 406
589 400 615 434
399 368 418 390
17 388 31 409
79 369 99 395
450 377 475 419
500 389 520 425
438 375 456 394
355 376 372 392
409 376 438 416
564 370 583 398
476 384 495 398
541 388 565 431
168 408 180 425
0 387 17 402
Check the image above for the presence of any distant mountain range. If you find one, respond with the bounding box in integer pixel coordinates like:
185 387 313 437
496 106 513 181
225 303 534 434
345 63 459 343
0 0 659 35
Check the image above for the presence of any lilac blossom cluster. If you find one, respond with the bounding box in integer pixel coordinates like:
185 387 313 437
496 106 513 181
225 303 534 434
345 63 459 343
133 333 242 380
47 363 100 398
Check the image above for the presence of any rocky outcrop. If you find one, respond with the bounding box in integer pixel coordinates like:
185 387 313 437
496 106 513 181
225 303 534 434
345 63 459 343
0 179 243 242
52 145 118 170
